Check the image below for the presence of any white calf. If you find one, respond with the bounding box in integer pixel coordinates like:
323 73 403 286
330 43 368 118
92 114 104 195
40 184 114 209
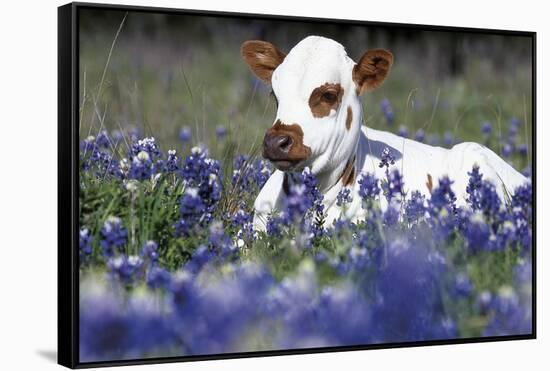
240 36 527 231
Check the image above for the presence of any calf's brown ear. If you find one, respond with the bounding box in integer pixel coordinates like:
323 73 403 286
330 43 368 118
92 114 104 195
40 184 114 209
241 40 286 83
352 49 393 95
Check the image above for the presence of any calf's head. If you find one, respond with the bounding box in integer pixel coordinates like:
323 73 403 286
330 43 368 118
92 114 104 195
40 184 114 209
241 36 393 177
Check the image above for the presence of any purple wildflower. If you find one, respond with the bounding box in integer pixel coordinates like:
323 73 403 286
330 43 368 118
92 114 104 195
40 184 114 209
100 216 127 258
215 125 227 138
179 126 192 143
481 121 492 136
79 227 93 263
398 125 409 138
107 255 144 285
358 172 380 202
336 188 352 206
415 128 425 142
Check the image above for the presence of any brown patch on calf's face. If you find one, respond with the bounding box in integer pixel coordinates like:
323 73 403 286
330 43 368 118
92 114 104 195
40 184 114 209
345 105 353 130
241 40 286 83
263 120 312 170
308 83 344 118
353 49 393 95
341 156 356 186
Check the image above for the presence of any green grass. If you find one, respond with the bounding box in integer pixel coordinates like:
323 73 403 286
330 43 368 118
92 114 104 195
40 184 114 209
78 24 532 173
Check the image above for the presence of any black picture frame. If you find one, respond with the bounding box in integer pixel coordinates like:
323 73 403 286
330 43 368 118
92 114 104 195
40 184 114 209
58 2 537 368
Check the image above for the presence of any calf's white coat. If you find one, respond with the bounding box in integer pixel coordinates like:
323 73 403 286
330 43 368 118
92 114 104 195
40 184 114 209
248 36 527 231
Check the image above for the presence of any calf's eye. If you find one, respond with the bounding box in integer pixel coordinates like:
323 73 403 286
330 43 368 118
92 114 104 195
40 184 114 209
321 91 338 103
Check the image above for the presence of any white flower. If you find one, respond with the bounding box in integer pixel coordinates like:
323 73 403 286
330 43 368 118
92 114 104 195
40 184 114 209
125 180 139 193
137 151 150 162
119 158 129 173
185 187 199 198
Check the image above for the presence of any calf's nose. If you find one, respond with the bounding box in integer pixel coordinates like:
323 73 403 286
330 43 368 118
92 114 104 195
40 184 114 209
263 133 293 154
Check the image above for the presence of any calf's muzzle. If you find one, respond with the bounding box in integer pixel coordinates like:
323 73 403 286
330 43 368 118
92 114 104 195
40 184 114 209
262 120 312 171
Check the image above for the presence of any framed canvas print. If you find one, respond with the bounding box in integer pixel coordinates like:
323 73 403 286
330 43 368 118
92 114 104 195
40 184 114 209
58 2 536 368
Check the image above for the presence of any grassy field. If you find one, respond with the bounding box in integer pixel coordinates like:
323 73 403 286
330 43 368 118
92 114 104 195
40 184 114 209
77 11 533 363
79 12 532 171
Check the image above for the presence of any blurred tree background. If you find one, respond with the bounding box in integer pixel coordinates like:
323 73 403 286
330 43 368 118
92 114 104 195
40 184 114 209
79 7 532 171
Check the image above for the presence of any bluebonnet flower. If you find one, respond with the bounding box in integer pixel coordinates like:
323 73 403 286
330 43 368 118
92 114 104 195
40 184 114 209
285 184 315 223
336 188 352 206
511 182 533 251
383 204 400 226
354 221 382 249
231 207 254 243
81 138 120 178
175 187 207 237
129 151 153 180
232 155 272 192
130 137 161 159
502 143 513 158
208 221 236 258
476 290 493 313
79 283 176 362
481 121 492 136
512 182 533 218
358 172 380 202
452 273 473 298
371 238 453 341
380 98 394 125
176 146 222 232
487 218 516 252
443 132 454 147
428 177 458 240
80 135 96 154
383 168 404 202
430 176 457 213
179 126 191 143
301 167 324 212
107 255 144 285
398 125 409 138
514 260 532 286
508 118 520 140
180 146 222 204
146 266 171 289
464 212 491 253
215 125 227 138
466 165 483 208
345 245 371 272
378 146 395 173
467 166 502 219
141 240 159 262
517 143 528 157
165 149 179 173
315 285 373 344
415 128 425 142
483 287 532 336
266 215 284 237
183 245 214 274
266 168 324 237
95 130 111 148
286 168 324 222
100 216 127 257
405 191 427 224
79 227 93 263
